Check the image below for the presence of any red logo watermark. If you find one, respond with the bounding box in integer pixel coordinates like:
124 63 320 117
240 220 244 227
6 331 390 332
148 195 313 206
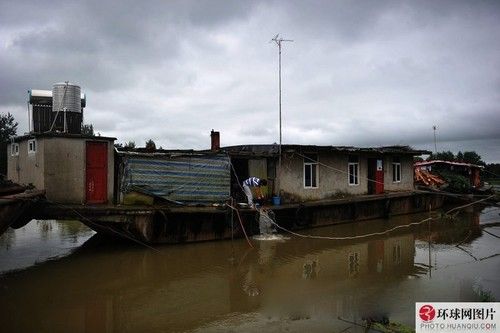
419 305 436 322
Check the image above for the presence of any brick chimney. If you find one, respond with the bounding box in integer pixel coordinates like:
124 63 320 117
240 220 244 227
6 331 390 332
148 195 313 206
210 129 220 151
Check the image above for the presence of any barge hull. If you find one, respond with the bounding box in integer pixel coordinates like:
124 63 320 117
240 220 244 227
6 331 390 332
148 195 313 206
39 192 445 244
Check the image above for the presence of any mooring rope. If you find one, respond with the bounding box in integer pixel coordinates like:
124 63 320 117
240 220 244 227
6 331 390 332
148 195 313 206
226 203 254 249
258 194 498 242
267 214 435 241
46 200 161 252
444 194 497 215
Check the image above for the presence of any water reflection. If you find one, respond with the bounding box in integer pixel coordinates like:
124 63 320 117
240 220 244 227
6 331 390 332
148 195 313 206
0 207 499 332
0 220 95 272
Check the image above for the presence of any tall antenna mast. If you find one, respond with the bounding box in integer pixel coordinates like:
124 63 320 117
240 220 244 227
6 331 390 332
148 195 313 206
271 34 293 196
432 125 437 154
271 34 293 149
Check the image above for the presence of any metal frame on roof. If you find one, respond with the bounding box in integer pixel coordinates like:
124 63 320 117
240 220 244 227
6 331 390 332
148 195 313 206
223 144 430 157
415 160 484 169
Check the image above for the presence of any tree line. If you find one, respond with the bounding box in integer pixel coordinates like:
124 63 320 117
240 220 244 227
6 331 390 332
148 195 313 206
419 150 500 181
426 150 485 166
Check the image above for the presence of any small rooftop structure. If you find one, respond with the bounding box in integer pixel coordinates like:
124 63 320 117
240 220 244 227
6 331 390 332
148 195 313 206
414 160 483 188
414 160 484 170
8 132 116 204
28 83 86 134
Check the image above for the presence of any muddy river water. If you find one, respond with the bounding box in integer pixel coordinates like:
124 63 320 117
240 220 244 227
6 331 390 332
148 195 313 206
1 206 499 332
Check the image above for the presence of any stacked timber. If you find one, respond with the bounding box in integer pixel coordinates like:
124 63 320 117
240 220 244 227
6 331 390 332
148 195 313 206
414 168 446 187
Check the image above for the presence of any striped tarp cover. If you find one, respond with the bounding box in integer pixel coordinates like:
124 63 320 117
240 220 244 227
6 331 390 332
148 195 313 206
122 153 231 204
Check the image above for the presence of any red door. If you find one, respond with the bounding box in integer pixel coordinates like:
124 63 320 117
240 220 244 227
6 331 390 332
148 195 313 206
86 142 108 204
375 159 384 194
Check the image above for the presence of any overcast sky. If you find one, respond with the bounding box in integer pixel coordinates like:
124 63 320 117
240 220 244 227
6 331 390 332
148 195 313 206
1 0 499 161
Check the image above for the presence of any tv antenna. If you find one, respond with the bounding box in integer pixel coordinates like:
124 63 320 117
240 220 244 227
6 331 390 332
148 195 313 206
270 34 293 196
271 34 293 148
432 125 437 153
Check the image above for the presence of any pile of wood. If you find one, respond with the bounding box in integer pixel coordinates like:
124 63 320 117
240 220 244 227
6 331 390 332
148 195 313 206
415 168 446 186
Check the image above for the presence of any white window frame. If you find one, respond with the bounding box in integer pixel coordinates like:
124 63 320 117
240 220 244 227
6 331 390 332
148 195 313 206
348 252 360 276
348 162 359 186
303 153 319 189
392 162 401 183
11 143 19 156
392 242 402 264
28 139 37 154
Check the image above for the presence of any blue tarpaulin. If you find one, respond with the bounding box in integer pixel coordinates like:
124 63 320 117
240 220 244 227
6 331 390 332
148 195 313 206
120 153 231 204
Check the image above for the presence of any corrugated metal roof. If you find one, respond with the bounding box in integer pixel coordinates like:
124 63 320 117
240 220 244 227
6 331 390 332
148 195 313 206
12 132 116 142
223 144 430 156
415 160 484 169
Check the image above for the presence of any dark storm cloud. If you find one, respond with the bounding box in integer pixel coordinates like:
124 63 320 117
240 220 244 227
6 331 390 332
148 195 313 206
0 0 260 103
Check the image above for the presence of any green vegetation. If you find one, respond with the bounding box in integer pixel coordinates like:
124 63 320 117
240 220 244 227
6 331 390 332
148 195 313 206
427 150 485 166
484 163 500 181
145 139 156 151
428 150 456 162
0 112 18 175
124 141 136 148
426 150 500 187
437 171 471 193
81 123 95 136
0 112 18 142
114 141 136 149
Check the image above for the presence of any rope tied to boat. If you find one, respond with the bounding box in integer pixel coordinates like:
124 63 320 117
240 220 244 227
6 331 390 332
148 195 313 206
226 203 254 249
257 194 498 241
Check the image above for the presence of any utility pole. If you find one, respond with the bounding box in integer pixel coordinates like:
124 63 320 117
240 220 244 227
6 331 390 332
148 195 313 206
432 125 437 154
271 34 293 196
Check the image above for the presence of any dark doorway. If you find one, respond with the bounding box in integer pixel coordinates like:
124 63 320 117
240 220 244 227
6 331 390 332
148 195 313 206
230 158 248 202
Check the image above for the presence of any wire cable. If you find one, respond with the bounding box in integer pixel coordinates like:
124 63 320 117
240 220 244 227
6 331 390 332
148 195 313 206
259 194 496 242
46 200 160 252
227 203 254 248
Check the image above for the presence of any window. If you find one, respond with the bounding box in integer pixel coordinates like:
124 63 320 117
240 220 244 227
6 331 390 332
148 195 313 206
303 153 318 188
392 157 401 182
267 159 276 179
348 155 359 185
11 143 19 156
348 252 360 276
28 139 37 154
392 243 401 264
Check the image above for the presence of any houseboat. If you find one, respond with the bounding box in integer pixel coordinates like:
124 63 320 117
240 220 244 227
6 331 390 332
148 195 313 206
6 129 443 243
3 83 444 243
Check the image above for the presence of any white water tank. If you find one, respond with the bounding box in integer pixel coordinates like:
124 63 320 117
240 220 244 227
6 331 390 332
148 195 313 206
52 82 81 113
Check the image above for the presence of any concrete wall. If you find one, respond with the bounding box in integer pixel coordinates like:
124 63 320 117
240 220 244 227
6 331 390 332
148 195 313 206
279 152 369 201
8 140 45 190
383 155 414 192
43 137 86 203
8 136 114 204
278 152 415 201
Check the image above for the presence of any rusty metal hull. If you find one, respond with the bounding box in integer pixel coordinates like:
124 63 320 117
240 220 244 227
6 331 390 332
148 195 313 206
60 192 447 244
0 190 45 236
